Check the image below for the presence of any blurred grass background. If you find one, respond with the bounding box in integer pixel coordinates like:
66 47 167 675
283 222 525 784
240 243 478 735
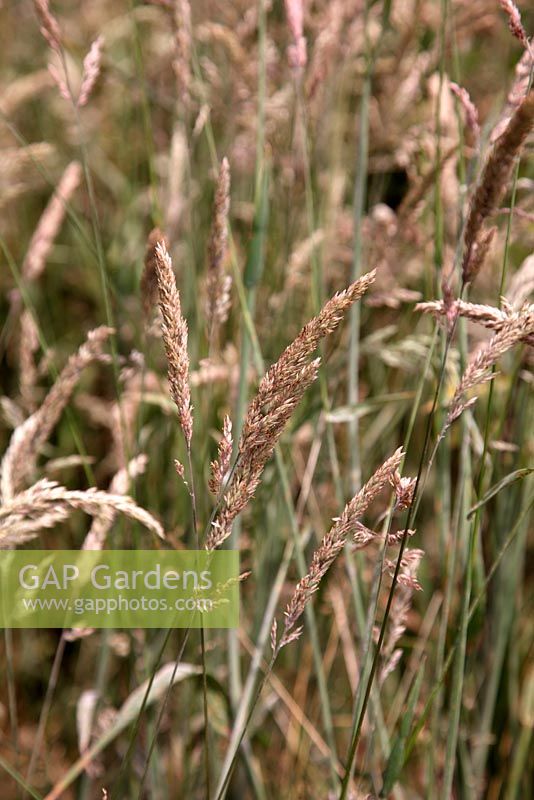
0 1 533 798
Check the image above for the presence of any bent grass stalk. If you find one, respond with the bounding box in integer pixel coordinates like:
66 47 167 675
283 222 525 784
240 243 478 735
469 107 531 790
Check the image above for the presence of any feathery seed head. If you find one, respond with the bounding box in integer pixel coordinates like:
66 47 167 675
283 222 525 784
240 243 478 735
207 271 375 550
154 241 193 447
78 36 103 108
278 448 404 651
205 158 232 339
462 91 534 284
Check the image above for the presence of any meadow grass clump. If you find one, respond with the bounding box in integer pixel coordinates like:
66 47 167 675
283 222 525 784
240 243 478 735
0 1 532 799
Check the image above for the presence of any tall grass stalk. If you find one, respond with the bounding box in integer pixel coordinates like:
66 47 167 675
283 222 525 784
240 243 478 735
404 482 534 763
470 140 530 789
191 36 343 792
340 289 465 796
348 0 371 495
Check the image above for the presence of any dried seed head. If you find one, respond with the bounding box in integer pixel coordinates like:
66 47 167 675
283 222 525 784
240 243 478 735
78 36 103 108
19 311 40 414
390 470 416 510
284 0 307 70
383 549 424 591
173 0 192 106
505 50 532 119
22 161 83 284
380 548 423 683
450 82 480 147
447 307 534 425
154 241 193 447
498 1 529 49
0 477 164 548
462 91 534 284
47 60 70 102
205 158 232 340
34 0 62 53
417 298 534 347
278 449 404 651
208 358 321 550
207 271 376 550
174 459 186 479
0 326 113 503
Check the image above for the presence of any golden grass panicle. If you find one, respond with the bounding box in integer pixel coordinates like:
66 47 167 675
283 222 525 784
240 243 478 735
353 522 416 550
33 0 62 54
0 326 113 503
239 270 377 453
0 477 164 549
21 161 82 285
505 50 532 118
498 0 529 50
205 158 232 340
19 311 40 414
207 357 320 551
207 270 376 550
173 0 192 106
450 81 480 148
390 469 417 511
284 0 307 70
462 90 534 284
77 35 103 108
154 241 193 447
417 298 534 347
275 448 404 652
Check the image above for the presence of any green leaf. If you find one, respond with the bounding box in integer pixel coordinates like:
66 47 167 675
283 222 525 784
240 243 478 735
325 392 415 423
467 469 534 519
244 161 270 289
0 755 44 800
380 659 426 797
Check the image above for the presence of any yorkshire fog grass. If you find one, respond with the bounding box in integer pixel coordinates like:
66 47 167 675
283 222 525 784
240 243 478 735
0 1 533 798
